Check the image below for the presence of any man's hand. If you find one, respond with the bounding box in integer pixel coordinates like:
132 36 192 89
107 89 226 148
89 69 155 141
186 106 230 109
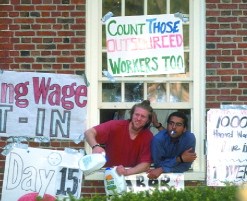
181 148 197 163
152 112 160 127
147 167 163 179
116 165 128 176
92 146 105 154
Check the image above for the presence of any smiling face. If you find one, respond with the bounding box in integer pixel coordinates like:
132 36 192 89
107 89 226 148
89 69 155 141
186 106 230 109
47 152 62 166
131 107 150 131
167 116 186 138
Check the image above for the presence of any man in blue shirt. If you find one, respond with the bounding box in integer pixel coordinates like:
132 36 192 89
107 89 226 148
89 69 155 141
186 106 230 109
147 111 197 179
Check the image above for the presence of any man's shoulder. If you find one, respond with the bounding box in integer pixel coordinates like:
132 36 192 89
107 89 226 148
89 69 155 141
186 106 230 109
114 119 129 125
144 129 154 138
185 130 195 136
94 119 129 130
154 129 167 138
184 131 196 139
106 119 129 125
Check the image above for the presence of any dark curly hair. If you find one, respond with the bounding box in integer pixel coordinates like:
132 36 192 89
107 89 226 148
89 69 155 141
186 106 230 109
129 100 153 129
167 111 188 128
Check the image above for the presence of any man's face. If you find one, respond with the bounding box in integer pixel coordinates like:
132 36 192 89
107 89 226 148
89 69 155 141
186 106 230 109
131 107 150 131
167 116 186 138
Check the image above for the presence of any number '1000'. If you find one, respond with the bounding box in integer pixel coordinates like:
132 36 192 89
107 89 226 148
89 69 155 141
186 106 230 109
216 116 247 128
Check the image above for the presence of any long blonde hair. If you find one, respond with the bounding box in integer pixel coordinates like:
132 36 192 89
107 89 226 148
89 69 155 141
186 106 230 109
129 100 153 129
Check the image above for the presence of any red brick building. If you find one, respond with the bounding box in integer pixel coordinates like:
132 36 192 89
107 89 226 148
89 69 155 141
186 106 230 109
0 0 246 199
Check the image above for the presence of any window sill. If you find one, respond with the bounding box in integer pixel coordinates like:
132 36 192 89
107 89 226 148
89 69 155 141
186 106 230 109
84 169 205 181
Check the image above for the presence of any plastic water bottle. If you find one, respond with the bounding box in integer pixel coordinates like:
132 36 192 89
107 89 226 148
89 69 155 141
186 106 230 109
78 152 106 175
104 167 127 195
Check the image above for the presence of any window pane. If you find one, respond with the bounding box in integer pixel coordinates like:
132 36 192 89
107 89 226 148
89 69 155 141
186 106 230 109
148 0 167 15
100 109 128 123
170 83 189 102
102 52 107 72
102 0 121 47
183 25 189 48
170 0 189 14
102 0 121 17
147 83 167 103
102 83 121 102
102 25 106 47
125 0 144 16
170 52 190 78
184 52 190 75
125 83 143 102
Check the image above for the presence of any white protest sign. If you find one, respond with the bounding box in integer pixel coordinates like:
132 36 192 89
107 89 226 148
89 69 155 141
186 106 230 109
0 71 87 140
207 109 247 186
105 14 185 76
1 147 84 201
125 173 184 192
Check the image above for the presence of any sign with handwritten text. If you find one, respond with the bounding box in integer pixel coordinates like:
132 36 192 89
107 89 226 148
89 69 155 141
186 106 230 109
105 14 185 76
125 173 184 192
1 147 84 201
207 109 247 186
0 71 87 140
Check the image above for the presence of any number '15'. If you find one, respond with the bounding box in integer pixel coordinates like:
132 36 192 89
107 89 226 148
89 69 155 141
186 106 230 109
56 168 80 196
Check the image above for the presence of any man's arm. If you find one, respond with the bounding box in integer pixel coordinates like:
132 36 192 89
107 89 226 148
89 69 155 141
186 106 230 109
151 133 196 173
152 112 165 131
116 162 151 176
170 147 197 172
157 147 197 173
147 148 197 179
84 128 105 153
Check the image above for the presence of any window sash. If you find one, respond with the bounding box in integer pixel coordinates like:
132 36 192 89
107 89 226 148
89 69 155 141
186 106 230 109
100 0 191 106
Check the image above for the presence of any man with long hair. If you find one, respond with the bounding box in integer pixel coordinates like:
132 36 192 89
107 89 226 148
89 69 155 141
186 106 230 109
84 100 153 176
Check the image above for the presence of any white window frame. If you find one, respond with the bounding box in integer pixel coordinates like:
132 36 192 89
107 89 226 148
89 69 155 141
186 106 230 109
85 0 206 181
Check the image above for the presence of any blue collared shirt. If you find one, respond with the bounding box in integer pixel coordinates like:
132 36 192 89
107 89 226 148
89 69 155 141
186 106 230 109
151 129 196 173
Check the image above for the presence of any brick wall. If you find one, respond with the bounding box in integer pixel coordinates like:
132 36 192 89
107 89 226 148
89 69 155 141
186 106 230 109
0 0 247 199
0 0 85 74
0 0 87 199
206 0 247 109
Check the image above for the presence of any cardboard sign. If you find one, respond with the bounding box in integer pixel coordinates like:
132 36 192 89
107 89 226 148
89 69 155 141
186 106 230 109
125 173 184 192
0 71 87 140
1 147 84 201
207 109 247 186
105 14 185 76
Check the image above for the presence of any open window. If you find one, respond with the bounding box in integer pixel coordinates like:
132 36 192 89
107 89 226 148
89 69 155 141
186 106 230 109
86 0 205 180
